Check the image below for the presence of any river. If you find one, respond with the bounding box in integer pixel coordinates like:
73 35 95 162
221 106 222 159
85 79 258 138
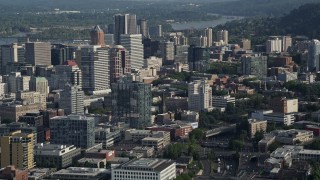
170 15 243 30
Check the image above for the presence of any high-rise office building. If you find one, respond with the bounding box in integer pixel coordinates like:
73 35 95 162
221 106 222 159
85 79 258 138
308 39 320 72
149 25 162 38
120 34 144 69
90 25 106 46
216 30 228 45
111 77 152 128
50 115 95 149
282 36 292 52
59 84 84 115
51 44 77 65
114 14 137 45
138 19 148 38
241 54 268 79
105 34 115 46
188 45 210 72
1 43 25 74
204 28 213 47
109 45 131 83
54 60 82 89
188 80 212 112
29 76 49 96
25 42 51 66
0 131 35 169
161 41 175 65
80 46 110 94
266 37 282 53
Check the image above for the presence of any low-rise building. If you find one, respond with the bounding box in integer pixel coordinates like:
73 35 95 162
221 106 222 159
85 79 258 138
28 168 56 180
0 166 28 180
0 102 43 122
77 158 107 168
258 134 276 153
34 143 81 169
85 148 115 161
274 129 313 144
111 158 176 180
141 131 170 151
95 128 121 148
264 112 295 126
132 146 155 158
212 95 235 109
181 110 199 122
51 167 109 180
124 129 152 142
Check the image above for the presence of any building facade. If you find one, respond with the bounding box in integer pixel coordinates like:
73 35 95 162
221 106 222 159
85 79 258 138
241 54 268 79
50 115 95 149
59 84 84 115
80 46 110 94
120 34 143 70
34 143 81 169
111 158 176 180
111 78 152 128
0 131 35 169
188 80 212 112
25 42 51 66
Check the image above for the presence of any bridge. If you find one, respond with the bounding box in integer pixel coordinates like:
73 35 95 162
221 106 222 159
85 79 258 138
205 124 237 138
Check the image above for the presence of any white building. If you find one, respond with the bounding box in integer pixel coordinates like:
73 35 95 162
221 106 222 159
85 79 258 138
266 37 282 53
120 34 144 70
212 95 235 109
80 46 110 95
161 41 175 64
216 30 228 45
264 113 295 126
29 76 49 97
204 28 213 47
52 167 109 180
308 39 320 71
282 36 292 52
0 83 7 97
59 84 84 115
111 158 176 180
181 110 199 122
144 56 162 71
251 110 295 126
188 80 212 112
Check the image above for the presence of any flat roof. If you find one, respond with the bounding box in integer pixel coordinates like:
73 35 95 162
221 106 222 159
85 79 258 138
117 158 175 172
52 167 108 176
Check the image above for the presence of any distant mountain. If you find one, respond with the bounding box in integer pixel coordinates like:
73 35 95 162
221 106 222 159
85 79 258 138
215 3 320 44
201 0 320 16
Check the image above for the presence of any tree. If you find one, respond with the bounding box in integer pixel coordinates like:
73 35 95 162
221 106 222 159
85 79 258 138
268 141 282 152
99 162 105 168
312 163 320 180
306 139 320 150
254 131 264 142
1 119 13 124
229 140 244 151
189 129 204 141
163 143 186 159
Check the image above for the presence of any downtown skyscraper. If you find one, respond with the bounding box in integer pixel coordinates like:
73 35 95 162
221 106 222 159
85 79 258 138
114 14 137 45
80 46 110 95
111 77 152 128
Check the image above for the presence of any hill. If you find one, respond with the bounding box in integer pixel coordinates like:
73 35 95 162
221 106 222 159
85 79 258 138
200 0 320 16
215 3 320 45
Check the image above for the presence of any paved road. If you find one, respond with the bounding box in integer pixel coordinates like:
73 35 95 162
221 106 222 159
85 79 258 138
194 159 211 180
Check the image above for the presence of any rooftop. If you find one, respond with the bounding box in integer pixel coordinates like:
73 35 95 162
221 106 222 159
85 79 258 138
117 158 175 172
52 167 109 176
